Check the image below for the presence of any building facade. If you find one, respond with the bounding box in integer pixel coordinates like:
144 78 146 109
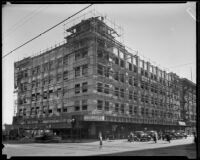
13 16 196 139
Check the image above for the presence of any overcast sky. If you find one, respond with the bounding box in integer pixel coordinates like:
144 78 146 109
2 3 196 125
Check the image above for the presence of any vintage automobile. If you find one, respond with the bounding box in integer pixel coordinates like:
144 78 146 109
134 131 151 142
34 132 61 143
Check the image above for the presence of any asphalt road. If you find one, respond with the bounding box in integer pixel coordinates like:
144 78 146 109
2 136 196 158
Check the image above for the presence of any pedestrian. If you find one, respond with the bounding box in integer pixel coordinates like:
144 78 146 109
153 134 157 143
166 134 171 143
99 132 103 149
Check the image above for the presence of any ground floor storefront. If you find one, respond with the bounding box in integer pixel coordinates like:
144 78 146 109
11 114 193 140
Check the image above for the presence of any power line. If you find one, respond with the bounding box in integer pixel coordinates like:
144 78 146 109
3 5 49 40
2 4 93 59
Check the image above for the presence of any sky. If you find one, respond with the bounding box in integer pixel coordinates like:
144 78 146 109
2 3 196 125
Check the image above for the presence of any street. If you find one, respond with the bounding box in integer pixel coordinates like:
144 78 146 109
3 136 196 158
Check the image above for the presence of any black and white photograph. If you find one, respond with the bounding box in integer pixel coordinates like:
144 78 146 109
2 2 197 158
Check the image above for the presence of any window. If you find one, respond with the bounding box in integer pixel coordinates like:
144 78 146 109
32 80 36 88
32 93 36 101
114 72 119 81
120 88 124 98
49 109 52 114
97 50 103 58
134 107 137 114
134 92 137 101
115 103 119 112
57 74 62 82
82 64 88 76
105 101 109 111
120 104 124 114
145 108 149 116
49 61 54 70
63 55 68 65
74 100 80 111
129 63 132 71
57 58 62 67
104 84 109 94
63 107 67 112
75 84 80 94
63 71 68 80
97 83 103 92
43 91 47 99
134 78 137 86
82 82 88 93
49 90 53 99
97 100 103 110
49 76 53 84
75 67 81 77
129 90 133 100
129 77 133 85
57 108 61 113
141 108 144 115
75 52 81 61
129 105 133 115
141 69 144 76
120 59 125 68
97 64 103 75
133 65 137 73
120 73 125 83
104 68 109 77
115 87 119 97
115 57 119 65
82 100 88 110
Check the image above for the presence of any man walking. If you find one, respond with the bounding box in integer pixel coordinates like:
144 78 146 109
99 132 103 149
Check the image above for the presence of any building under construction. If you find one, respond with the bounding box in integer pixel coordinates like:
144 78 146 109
12 15 196 139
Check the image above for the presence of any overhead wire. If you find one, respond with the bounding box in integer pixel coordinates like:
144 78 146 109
3 5 49 40
2 4 93 59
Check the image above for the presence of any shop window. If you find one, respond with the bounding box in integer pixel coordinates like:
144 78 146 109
97 100 103 110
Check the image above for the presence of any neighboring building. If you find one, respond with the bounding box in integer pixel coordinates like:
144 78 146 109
180 78 196 135
12 16 196 139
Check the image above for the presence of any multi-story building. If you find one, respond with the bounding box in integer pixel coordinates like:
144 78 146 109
180 78 196 135
12 16 196 139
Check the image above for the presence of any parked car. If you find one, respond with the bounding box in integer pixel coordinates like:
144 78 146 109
135 131 151 142
34 133 61 143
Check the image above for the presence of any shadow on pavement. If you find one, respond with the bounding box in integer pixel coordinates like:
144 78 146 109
98 143 196 158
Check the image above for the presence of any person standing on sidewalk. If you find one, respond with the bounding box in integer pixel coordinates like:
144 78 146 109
99 132 103 149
